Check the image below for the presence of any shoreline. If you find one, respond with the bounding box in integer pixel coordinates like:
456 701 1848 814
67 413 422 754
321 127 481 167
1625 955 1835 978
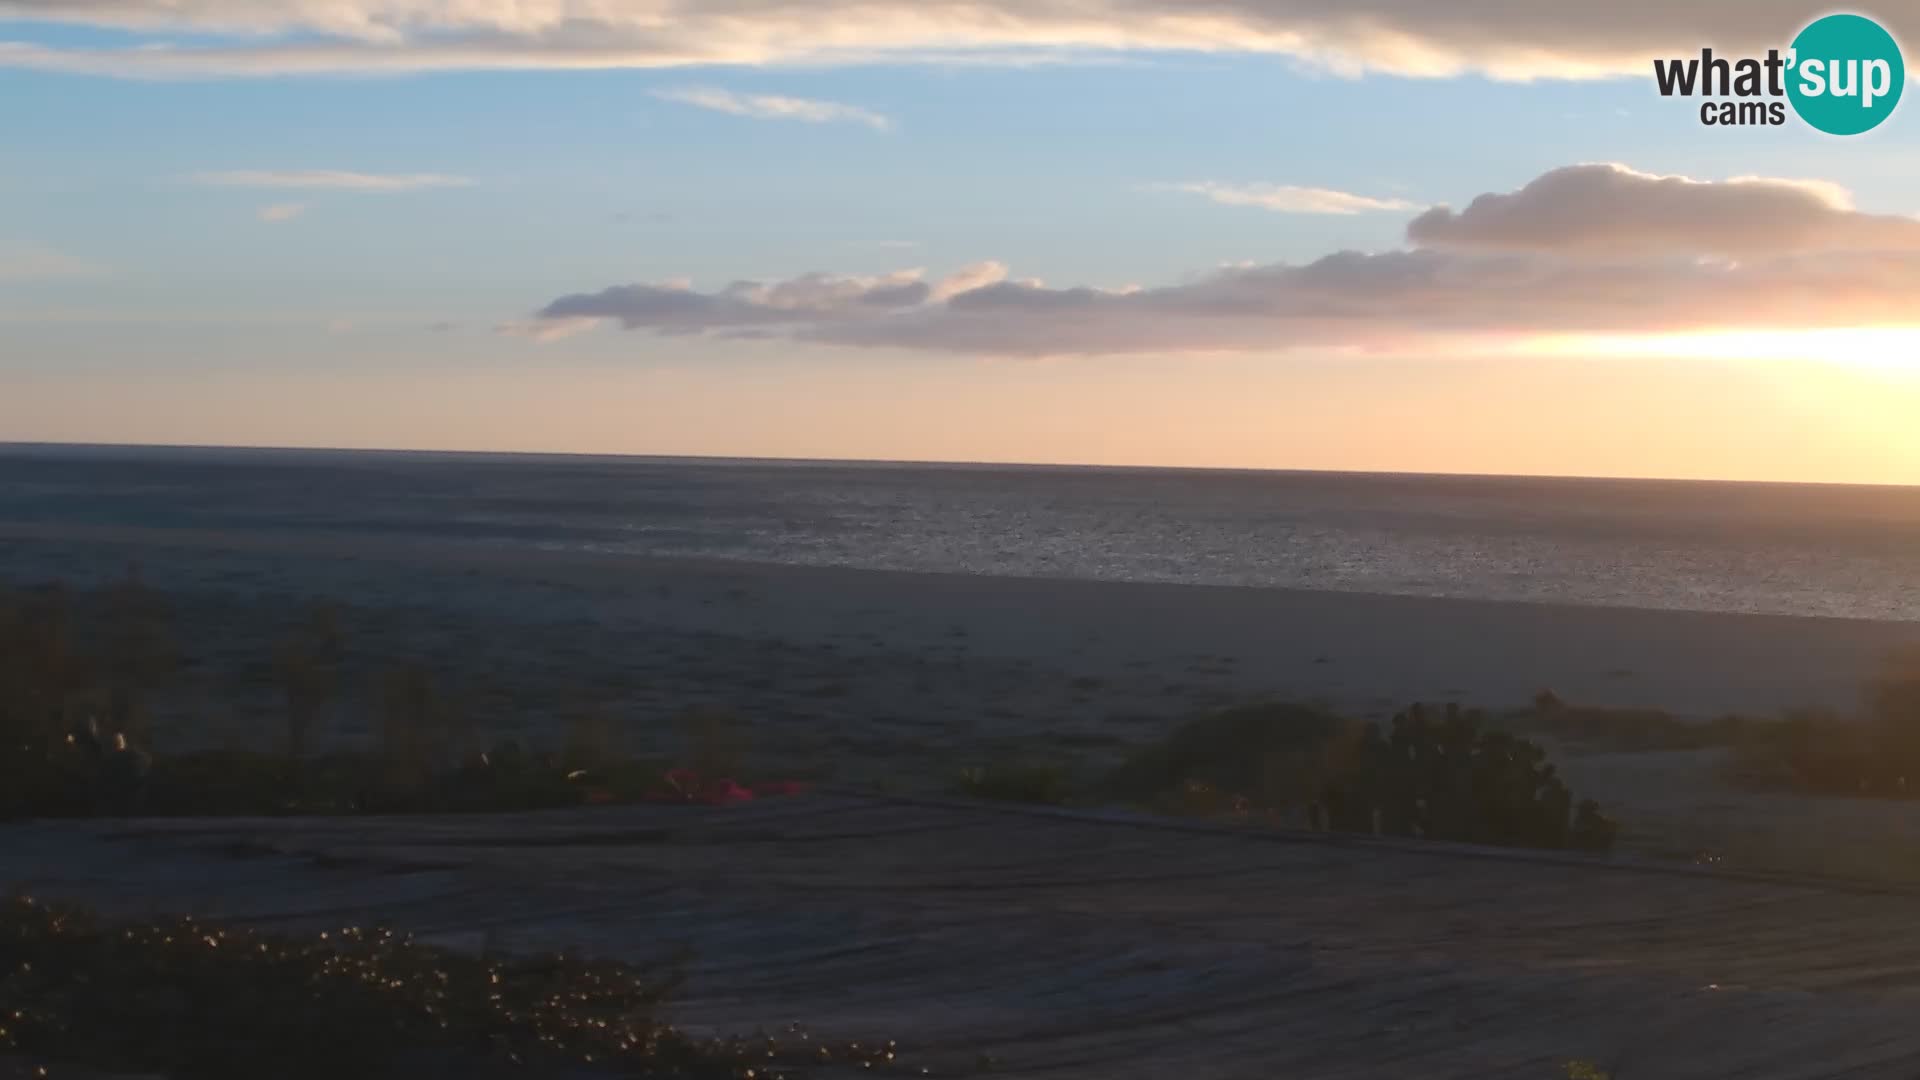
2 519 1915 725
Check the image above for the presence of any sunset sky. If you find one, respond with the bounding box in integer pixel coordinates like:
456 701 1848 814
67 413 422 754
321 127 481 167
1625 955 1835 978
3 2 1918 483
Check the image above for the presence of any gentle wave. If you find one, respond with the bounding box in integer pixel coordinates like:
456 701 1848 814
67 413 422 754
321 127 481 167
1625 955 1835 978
4 445 1919 621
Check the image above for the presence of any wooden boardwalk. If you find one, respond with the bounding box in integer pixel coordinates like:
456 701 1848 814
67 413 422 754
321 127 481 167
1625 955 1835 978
10 795 1920 1079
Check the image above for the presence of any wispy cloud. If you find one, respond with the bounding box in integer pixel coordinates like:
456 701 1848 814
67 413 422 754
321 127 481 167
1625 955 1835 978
191 170 474 192
257 202 309 223
0 1 1863 81
1163 182 1418 215
495 316 604 343
651 87 892 130
0 246 103 282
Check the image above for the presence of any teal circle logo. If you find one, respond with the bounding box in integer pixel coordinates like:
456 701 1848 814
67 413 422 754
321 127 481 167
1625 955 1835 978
1787 13 1905 135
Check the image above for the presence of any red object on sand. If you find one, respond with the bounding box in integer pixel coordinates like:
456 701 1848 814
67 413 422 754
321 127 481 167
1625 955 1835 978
651 769 807 804
710 779 755 804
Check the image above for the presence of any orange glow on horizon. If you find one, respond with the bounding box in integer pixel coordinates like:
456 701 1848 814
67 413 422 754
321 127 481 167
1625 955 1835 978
1504 327 1920 371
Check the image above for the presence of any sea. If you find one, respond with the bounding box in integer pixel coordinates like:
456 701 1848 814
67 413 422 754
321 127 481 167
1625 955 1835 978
2 443 1918 622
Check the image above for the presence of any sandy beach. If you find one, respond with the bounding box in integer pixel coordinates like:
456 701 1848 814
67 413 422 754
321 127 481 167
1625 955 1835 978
8 519 1920 877
4 518 1916 732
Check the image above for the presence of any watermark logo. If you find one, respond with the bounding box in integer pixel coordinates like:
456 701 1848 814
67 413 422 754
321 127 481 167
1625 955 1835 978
1789 14 1905 133
1654 12 1905 134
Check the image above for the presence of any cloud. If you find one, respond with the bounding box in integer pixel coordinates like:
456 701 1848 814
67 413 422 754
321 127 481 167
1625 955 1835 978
0 1 1878 81
0 246 102 281
927 261 1009 302
652 87 890 130
496 316 604 343
538 268 940 330
528 164 1920 357
1164 181 1418 215
1408 164 1920 257
191 170 474 192
257 202 309 222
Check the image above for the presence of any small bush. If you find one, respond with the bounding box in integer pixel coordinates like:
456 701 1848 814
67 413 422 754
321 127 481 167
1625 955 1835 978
1105 702 1616 852
1718 651 1920 799
1103 703 1361 808
0 584 92 755
675 706 747 780
954 762 1075 805
561 708 622 770
376 665 471 794
1516 697 1714 752
275 603 343 761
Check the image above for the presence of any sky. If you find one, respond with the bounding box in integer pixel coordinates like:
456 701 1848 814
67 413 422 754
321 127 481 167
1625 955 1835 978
2 1 1919 483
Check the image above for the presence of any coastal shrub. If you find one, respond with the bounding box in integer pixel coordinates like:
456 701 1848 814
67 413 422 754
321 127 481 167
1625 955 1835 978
1718 651 1920 798
0 585 86 750
1106 702 1617 851
954 761 1075 805
0 589 668 816
376 664 471 793
1332 703 1614 850
1515 696 1718 751
0 732 98 819
1103 702 1365 809
1868 645 1920 782
0 894 905 1080
0 580 164 819
94 567 175 737
9 736 707 817
275 603 343 761
0 580 796 819
676 705 748 780
1526 651 1920 803
1723 708 1855 790
561 708 622 770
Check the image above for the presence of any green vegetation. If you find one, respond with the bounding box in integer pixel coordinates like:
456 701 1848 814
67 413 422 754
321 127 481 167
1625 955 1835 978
0 578 774 820
0 894 903 1079
1103 702 1355 809
1103 702 1618 852
1511 691 1748 752
5 576 1613 854
15 570 1920 852
1522 651 1920 801
954 762 1075 805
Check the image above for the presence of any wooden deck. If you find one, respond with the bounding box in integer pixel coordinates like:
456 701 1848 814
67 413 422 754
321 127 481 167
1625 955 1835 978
10 795 1920 1079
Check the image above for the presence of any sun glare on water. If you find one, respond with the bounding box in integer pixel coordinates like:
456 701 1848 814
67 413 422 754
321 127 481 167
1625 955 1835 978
1514 327 1920 371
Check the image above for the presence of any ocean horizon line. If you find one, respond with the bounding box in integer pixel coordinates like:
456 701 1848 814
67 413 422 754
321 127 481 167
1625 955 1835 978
4 439 1916 493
